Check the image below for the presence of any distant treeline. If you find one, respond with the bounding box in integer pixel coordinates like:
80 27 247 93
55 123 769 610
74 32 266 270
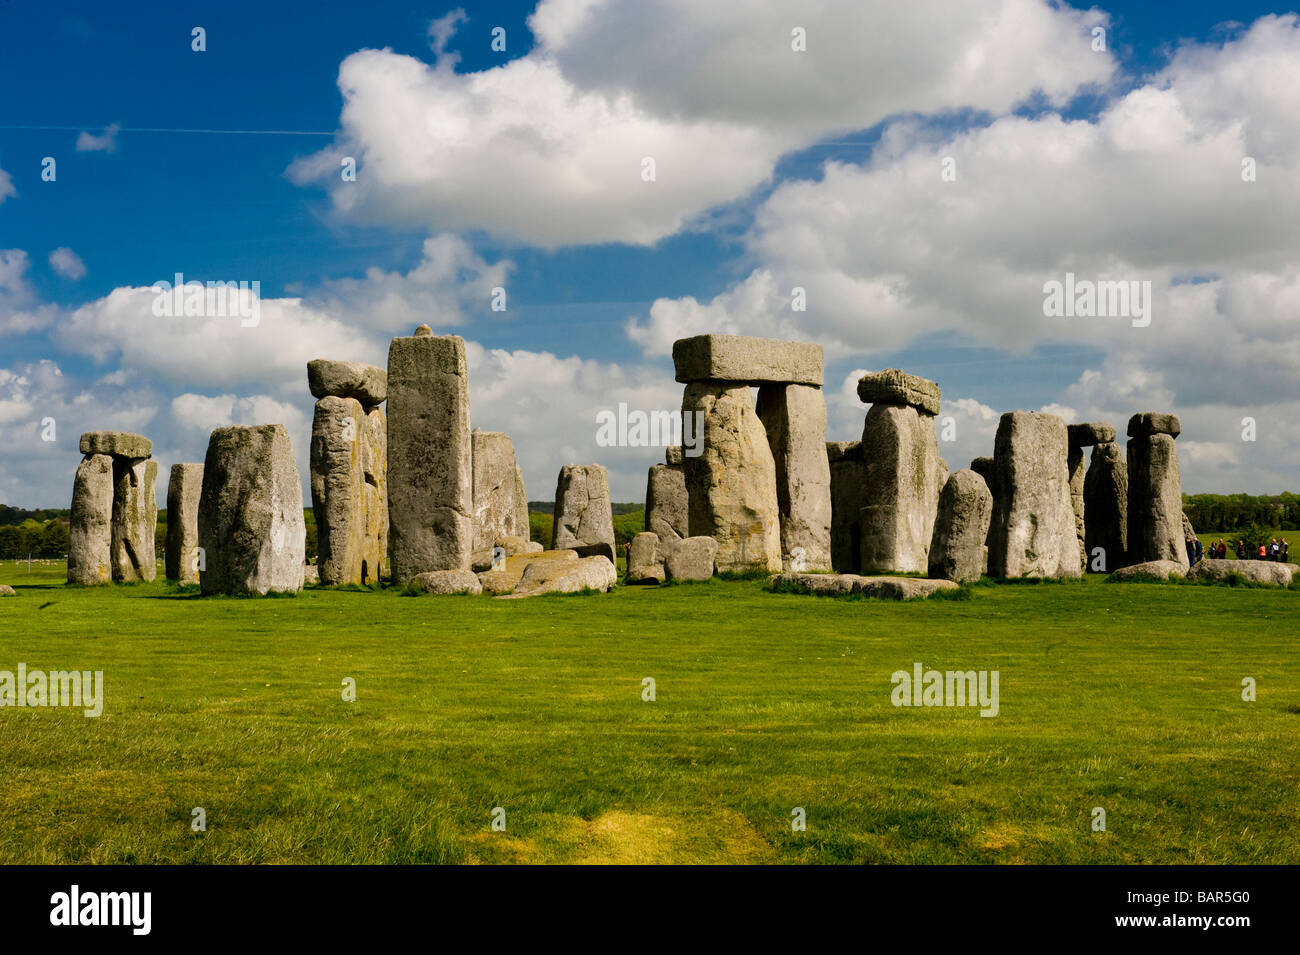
527 501 643 516
0 505 71 526
1183 493 1300 533
0 519 70 559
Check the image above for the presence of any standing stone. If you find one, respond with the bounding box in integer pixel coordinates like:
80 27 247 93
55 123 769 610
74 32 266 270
646 463 688 542
472 430 523 570
1084 442 1127 572
111 458 157 582
1127 421 1186 567
387 329 473 583
928 469 992 583
756 383 831 572
311 396 368 585
858 402 942 574
988 411 1080 578
970 455 998 549
627 531 665 584
361 406 389 581
1068 445 1087 572
198 424 305 595
68 453 114 585
165 463 204 583
681 382 781 573
827 441 867 573
551 464 616 562
514 465 529 541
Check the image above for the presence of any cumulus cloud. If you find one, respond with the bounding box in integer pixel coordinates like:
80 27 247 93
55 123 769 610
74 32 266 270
289 0 1112 247
49 247 86 281
626 15 1300 491
0 250 60 335
75 123 119 153
0 166 15 204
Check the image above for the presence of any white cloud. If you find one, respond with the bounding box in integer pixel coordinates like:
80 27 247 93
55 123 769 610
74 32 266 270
0 250 60 335
0 166 15 204
289 0 1112 247
49 247 86 281
76 123 119 153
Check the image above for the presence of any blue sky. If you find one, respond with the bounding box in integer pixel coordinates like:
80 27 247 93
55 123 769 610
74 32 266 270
2 0 1299 505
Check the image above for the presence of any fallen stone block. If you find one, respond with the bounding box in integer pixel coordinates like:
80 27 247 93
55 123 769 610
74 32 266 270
1111 559 1188 581
1187 558 1296 587
412 569 484 595
664 536 717 581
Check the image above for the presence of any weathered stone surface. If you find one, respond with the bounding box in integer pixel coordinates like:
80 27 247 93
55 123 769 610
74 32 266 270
311 397 365 585
477 549 578 594
0 585 15 596
645 463 688 541
303 564 319 585
472 430 523 569
307 359 387 407
1068 421 1116 446
68 453 114 585
664 536 717 581
828 441 867 573
165 462 204 583
79 431 152 459
1127 412 1181 439
361 406 389 581
858 403 942 574
498 555 616 598
387 331 473 582
1068 445 1087 572
412 569 483 595
1181 511 1196 541
513 465 529 539
855 369 941 416
969 456 996 485
756 383 831 572
928 469 992 583
551 464 616 562
770 572 958 599
111 458 157 583
1084 442 1127 572
1111 559 1187 581
665 445 684 466
627 534 666 583
854 576 959 599
769 571 860 595
988 411 1081 578
1188 558 1296 587
682 382 781 573
673 334 823 386
198 424 306 595
1127 433 1187 567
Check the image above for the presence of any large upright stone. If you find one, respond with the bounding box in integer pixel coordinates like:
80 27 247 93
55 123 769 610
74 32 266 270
387 330 473 583
361 406 389 581
1127 424 1186 567
645 463 688 541
929 469 993 583
756 383 831 571
681 382 781 573
307 359 387 406
1068 445 1087 572
472 430 524 569
165 463 204 583
1084 442 1127 572
311 396 381 585
551 464 616 562
513 465 529 540
858 403 942 574
68 453 114 585
827 441 867 573
198 424 305 595
988 411 1080 578
111 458 157 582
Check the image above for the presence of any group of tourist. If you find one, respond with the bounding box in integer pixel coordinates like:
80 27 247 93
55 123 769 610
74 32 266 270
1186 536 1291 565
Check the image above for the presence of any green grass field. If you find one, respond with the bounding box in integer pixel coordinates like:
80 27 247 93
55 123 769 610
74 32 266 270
0 559 1296 864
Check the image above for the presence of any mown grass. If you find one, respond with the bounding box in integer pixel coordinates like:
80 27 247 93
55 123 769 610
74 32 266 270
0 559 1296 864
